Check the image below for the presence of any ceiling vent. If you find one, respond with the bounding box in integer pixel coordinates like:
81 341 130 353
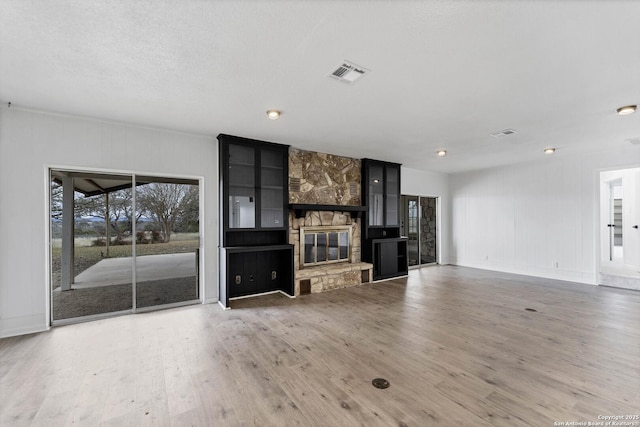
327 61 370 84
490 129 517 138
626 137 640 145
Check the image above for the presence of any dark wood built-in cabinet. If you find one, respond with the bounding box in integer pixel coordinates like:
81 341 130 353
218 134 293 307
371 237 408 280
361 159 408 280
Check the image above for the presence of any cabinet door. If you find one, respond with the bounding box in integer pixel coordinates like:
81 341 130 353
385 165 399 226
228 144 256 228
229 252 256 297
368 163 384 226
379 240 398 277
260 148 285 228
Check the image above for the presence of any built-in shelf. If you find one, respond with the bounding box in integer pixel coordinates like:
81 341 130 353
219 133 293 308
289 204 366 219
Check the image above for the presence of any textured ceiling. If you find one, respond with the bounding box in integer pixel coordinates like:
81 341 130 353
1 1 639 173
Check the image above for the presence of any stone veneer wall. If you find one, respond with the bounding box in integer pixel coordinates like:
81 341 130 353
289 147 360 205
288 148 371 294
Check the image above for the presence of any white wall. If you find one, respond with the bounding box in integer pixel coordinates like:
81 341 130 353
0 107 218 338
449 147 640 284
401 167 450 265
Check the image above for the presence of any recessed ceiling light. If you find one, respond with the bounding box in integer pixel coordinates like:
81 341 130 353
436 150 447 157
266 110 281 120
616 105 637 115
544 148 556 154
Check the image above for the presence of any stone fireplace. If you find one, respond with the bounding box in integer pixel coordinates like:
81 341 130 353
288 148 373 295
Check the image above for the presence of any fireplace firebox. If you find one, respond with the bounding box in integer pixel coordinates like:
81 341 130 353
300 226 351 267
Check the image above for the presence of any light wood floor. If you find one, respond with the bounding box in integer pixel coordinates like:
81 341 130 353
1 266 639 426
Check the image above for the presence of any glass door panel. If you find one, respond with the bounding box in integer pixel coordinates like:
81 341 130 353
50 170 133 321
317 233 327 262
400 194 438 268
402 195 420 266
369 164 384 226
420 197 437 264
260 148 284 228
135 177 200 309
385 166 399 226
228 144 255 228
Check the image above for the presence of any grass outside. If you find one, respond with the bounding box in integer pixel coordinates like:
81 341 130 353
51 236 199 290
50 232 200 248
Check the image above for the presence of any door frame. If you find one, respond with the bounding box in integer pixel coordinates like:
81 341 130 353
400 194 440 268
46 164 205 326
595 165 640 284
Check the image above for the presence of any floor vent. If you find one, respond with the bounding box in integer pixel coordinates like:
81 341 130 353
372 378 390 389
327 61 369 84
300 279 311 295
361 269 370 283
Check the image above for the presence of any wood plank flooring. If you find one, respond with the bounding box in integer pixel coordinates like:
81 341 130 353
1 266 639 426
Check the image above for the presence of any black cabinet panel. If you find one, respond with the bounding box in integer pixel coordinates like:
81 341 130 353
219 134 290 246
362 158 407 281
385 165 399 226
221 245 294 306
228 144 256 228
371 238 408 281
379 240 397 277
362 159 401 231
218 134 293 306
368 163 384 227
260 148 285 228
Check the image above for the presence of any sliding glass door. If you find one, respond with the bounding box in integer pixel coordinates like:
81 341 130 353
50 169 200 324
404 196 420 266
420 197 437 264
400 195 437 267
50 171 134 321
135 176 199 309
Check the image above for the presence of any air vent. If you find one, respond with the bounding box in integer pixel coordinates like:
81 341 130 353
626 137 640 145
327 61 370 84
490 129 517 138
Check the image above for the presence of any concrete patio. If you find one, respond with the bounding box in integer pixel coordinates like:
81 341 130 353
70 252 196 289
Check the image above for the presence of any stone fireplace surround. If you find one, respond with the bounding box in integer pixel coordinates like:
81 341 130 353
288 148 373 295
289 211 372 294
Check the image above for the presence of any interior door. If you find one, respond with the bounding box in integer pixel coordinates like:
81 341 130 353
600 181 613 262
623 170 640 271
